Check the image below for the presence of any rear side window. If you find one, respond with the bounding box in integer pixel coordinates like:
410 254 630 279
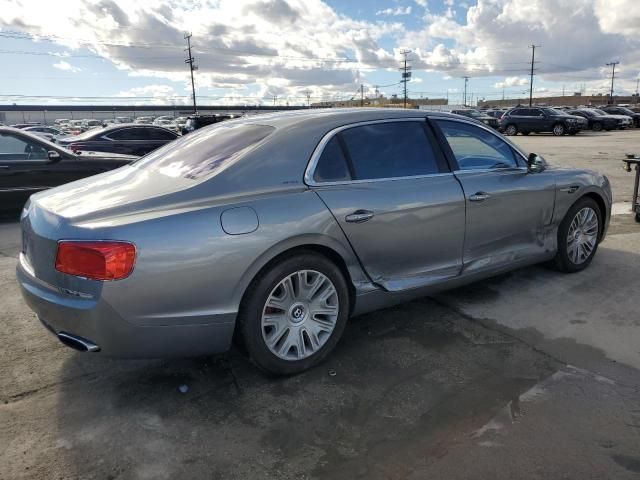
109 128 148 140
147 128 177 140
338 121 441 180
136 123 274 179
313 136 351 182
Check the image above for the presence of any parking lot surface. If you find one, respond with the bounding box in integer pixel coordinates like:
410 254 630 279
1 130 640 479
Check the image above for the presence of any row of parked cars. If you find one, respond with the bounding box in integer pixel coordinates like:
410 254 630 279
465 104 640 136
0 114 240 212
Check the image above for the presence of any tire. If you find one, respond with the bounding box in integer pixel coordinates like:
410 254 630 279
592 122 603 132
238 252 349 375
553 197 602 273
505 124 518 136
552 123 566 136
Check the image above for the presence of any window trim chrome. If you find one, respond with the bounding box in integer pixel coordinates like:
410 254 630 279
304 118 446 187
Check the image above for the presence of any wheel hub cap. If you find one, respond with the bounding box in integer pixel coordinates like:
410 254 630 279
261 270 339 361
567 207 598 265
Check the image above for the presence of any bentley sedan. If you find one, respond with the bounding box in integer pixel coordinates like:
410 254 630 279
17 109 611 375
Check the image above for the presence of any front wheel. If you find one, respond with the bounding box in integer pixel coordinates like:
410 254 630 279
592 122 603 132
552 123 566 136
239 252 349 375
505 124 518 136
553 197 602 273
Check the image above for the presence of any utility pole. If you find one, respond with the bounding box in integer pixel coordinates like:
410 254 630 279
184 33 198 114
303 89 311 108
400 49 412 108
636 77 639 104
606 61 619 104
463 76 469 105
529 44 540 107
360 84 364 107
273 95 277 106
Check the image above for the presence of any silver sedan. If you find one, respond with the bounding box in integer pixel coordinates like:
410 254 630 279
17 109 612 375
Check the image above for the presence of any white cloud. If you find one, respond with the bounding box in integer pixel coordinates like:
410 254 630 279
52 60 81 73
402 0 640 94
414 0 428 6
376 6 412 16
494 76 528 88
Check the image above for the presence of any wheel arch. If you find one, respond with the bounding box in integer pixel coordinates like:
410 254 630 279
234 234 369 320
581 191 608 240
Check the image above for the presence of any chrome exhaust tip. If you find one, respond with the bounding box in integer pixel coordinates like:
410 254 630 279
57 332 101 352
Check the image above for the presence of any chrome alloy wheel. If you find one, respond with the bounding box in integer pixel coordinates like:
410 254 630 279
261 270 339 361
566 207 599 265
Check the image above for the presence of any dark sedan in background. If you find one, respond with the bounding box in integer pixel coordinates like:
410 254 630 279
58 124 179 156
450 109 500 129
0 127 135 212
600 105 640 127
567 109 618 131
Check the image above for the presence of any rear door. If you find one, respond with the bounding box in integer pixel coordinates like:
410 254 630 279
432 119 556 274
308 119 466 291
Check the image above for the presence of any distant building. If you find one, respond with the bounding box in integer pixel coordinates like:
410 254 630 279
312 96 448 108
478 94 640 109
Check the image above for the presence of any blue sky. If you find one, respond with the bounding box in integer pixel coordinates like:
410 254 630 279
1 0 639 106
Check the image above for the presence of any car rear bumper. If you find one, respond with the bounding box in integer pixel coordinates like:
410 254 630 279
17 254 236 358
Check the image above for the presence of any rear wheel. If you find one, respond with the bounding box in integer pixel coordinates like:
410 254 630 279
592 122 603 132
553 197 602 273
552 123 566 136
239 252 349 375
505 124 518 136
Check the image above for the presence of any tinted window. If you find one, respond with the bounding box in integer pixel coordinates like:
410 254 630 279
509 109 524 115
147 128 177 140
136 123 274 179
313 136 351 182
436 120 519 170
339 121 440 180
0 133 48 161
109 128 149 140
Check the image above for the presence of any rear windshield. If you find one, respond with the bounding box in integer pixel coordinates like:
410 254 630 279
134 123 274 179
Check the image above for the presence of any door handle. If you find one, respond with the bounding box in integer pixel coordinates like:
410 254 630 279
469 192 490 202
345 210 374 223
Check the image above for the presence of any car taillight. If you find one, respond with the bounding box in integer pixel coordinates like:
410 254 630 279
55 241 136 281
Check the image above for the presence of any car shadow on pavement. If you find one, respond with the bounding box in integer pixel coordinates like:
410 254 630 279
33 298 560 480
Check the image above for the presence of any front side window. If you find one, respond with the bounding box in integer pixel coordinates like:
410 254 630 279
338 121 441 180
436 120 519 170
135 123 274 179
0 133 48 161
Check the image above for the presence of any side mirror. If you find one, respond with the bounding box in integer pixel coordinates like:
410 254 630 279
527 153 546 173
47 150 62 162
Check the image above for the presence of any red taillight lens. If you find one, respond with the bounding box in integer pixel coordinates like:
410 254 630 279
55 241 136 281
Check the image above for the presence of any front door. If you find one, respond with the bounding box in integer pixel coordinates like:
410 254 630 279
308 119 466 291
432 119 556 274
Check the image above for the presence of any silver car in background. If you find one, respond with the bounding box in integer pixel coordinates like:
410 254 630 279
17 109 611 375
